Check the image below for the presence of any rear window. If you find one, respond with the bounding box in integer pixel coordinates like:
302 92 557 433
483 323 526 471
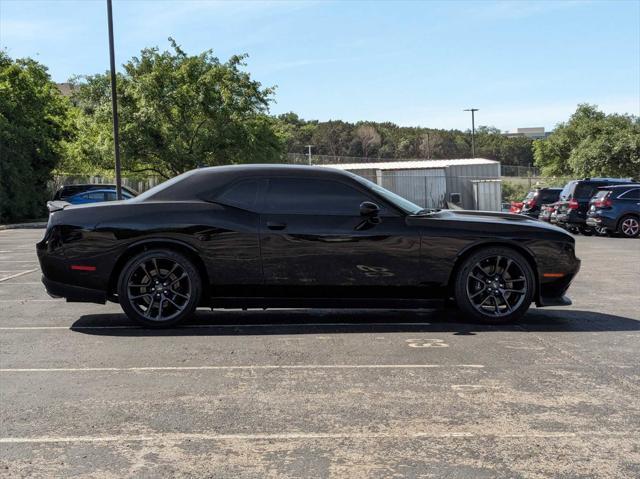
539 189 560 203
574 183 600 199
524 191 536 201
592 190 610 201
559 182 576 200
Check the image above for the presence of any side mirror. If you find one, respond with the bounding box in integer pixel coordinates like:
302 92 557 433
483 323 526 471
360 201 380 217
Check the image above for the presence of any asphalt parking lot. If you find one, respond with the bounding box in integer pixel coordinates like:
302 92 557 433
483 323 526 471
0 228 639 478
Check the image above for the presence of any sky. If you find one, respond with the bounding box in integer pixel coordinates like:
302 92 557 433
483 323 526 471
1 0 639 131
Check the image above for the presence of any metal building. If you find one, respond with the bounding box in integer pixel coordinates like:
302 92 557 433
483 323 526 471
323 158 502 211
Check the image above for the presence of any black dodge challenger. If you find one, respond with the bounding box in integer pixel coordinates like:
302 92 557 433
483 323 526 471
37 165 580 326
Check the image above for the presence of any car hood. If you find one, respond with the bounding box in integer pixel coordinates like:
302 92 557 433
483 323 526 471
409 209 572 234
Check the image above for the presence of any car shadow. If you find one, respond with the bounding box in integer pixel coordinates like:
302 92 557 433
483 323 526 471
70 308 640 336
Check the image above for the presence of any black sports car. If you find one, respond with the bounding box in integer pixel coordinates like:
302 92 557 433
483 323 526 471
37 165 581 326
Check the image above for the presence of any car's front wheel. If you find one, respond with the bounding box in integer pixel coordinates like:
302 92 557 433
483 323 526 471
454 247 535 324
618 215 640 238
118 249 202 327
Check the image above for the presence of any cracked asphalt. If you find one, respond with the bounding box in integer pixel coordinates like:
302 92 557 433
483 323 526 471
0 228 639 478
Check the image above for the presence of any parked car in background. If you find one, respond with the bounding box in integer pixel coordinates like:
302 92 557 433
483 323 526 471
67 188 135 205
520 187 562 219
555 178 636 235
509 201 523 214
53 184 137 201
586 184 640 238
538 202 558 223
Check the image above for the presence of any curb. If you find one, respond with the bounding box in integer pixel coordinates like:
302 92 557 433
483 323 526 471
0 222 47 230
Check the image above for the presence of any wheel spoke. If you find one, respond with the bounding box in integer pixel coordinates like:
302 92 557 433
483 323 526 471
165 262 179 279
152 258 161 278
504 288 525 294
499 291 512 312
164 296 182 309
130 293 152 300
140 263 153 282
171 290 189 300
503 258 513 275
492 296 500 314
494 256 502 275
469 287 486 299
144 297 155 317
169 274 188 287
156 300 164 319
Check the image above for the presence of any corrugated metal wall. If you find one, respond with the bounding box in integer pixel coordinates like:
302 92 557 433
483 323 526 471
379 169 447 209
345 162 501 211
446 163 501 210
472 180 502 211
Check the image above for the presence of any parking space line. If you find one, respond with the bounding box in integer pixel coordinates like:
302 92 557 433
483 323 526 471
0 430 634 444
0 269 39 282
0 322 433 330
0 299 59 302
0 364 484 372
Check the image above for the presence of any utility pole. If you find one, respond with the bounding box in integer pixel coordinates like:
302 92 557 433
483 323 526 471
464 108 479 158
305 145 313 165
106 0 122 200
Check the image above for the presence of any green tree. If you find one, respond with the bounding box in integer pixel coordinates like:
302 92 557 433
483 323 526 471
534 104 640 178
65 39 283 178
0 52 71 222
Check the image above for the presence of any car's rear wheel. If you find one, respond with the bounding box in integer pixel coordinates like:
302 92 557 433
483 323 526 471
118 249 202 327
618 215 639 238
454 247 535 324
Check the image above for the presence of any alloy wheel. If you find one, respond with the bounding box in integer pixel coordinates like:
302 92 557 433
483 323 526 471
621 218 639 237
466 255 528 317
126 257 192 321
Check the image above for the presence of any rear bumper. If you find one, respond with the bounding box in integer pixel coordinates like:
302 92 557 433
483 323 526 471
586 215 616 230
42 275 106 304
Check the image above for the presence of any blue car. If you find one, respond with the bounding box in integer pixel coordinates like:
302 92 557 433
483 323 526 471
67 188 134 205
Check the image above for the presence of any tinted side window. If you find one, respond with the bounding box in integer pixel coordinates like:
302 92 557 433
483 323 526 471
86 192 105 200
266 178 372 215
216 179 259 210
620 188 640 200
574 183 599 199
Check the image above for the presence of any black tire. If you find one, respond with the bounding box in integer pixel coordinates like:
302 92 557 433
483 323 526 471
454 247 535 324
617 215 640 238
578 225 594 236
118 249 202 327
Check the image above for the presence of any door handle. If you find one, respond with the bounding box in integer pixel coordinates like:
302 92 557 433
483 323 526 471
266 221 287 230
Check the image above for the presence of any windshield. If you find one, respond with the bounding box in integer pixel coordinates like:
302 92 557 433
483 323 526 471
353 175 423 214
559 181 576 200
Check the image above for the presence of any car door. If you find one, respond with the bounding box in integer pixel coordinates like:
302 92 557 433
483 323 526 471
258 176 421 298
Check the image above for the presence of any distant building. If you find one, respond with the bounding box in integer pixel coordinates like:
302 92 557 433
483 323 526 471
504 127 550 139
323 158 502 211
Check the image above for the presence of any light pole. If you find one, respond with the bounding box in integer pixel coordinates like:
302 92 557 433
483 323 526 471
106 0 122 200
464 108 479 158
305 145 313 165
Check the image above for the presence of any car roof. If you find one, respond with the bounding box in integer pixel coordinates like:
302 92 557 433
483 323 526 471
597 183 640 190
136 164 358 202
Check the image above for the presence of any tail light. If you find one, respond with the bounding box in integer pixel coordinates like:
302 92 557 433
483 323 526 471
525 199 537 209
568 199 579 210
594 198 613 208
